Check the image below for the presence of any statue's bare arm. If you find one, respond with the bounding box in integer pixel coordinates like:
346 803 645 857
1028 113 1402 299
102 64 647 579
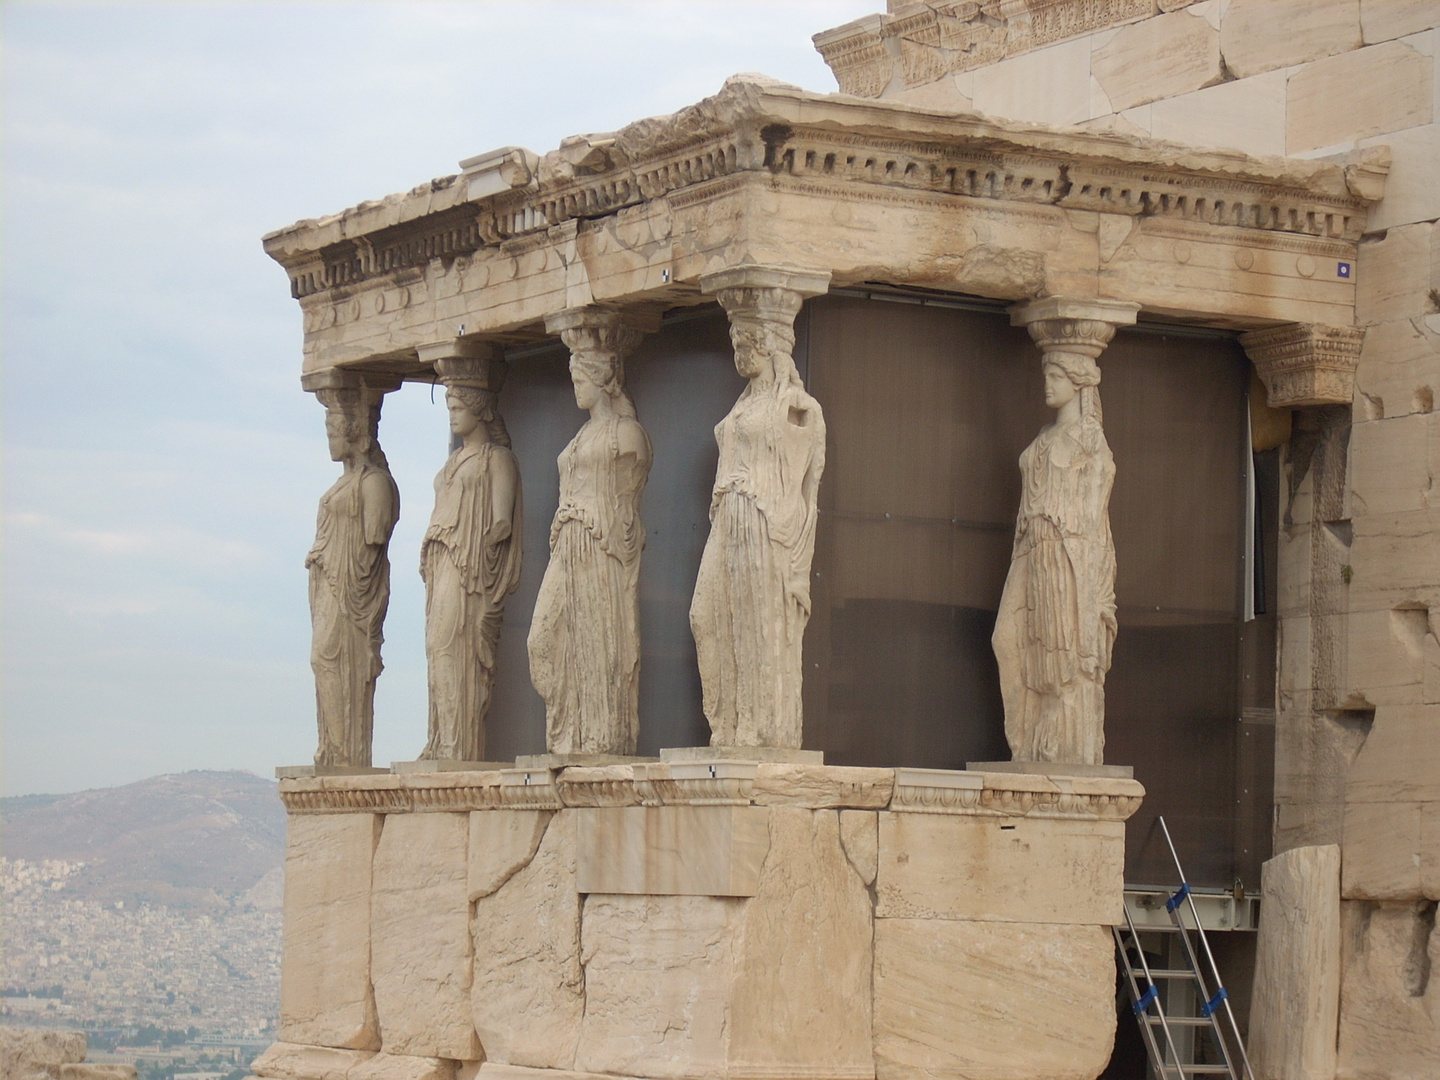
486 452 519 545
361 471 398 547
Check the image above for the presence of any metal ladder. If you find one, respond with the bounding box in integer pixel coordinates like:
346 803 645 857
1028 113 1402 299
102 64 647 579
1112 817 1255 1080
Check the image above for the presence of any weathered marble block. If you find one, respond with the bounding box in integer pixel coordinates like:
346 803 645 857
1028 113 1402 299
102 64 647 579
575 807 874 1080
281 814 382 1050
875 811 1126 925
1248 845 1341 1080
251 1043 376 1080
370 813 480 1061
1337 899 1440 1080
575 805 770 896
471 810 583 1070
873 919 1116 1080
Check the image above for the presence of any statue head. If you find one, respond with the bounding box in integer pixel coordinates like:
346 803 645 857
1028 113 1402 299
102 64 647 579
446 385 511 448
1041 350 1103 423
730 316 798 384
317 387 386 467
569 350 637 419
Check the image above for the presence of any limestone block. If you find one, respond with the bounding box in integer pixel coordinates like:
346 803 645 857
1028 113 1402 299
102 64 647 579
1362 125 1440 232
1288 40 1434 154
251 1043 375 1080
1355 318 1440 421
281 814 381 1051
348 1056 456 1080
1248 845 1341 1080
1362 0 1440 44
1425 800 1440 897
471 810 582 1070
370 813 480 1060
1357 221 1436 325
727 808 874 1080
752 763 894 807
59 1067 136 1080
575 894 738 1079
2 1030 87 1080
1343 607 1425 705
1220 0 1362 79
1091 10 1223 112
576 809 873 1080
970 38 1093 128
468 809 551 899
875 812 1125 925
1343 799 1426 898
874 919 1115 1080
840 809 879 885
477 1068 640 1080
1347 702 1440 803
1148 69 1288 157
575 805 769 896
1337 900 1440 1078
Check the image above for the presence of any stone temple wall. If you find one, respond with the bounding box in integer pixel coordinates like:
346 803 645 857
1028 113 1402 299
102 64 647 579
254 765 1142 1080
814 1 1439 1077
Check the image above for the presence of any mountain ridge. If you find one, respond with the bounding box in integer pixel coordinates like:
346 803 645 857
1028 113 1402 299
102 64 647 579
1 769 285 912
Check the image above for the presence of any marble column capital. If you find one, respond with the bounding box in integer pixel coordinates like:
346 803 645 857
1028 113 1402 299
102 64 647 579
1009 297 1140 360
701 264 832 326
419 339 506 391
1239 323 1365 409
301 368 401 412
545 305 660 363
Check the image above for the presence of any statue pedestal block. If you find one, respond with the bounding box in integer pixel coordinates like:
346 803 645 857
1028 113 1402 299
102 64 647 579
968 759 1134 779
275 764 388 779
661 744 824 765
392 759 514 774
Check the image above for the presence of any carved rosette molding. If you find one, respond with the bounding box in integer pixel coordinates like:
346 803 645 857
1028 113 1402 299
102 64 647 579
278 763 1144 820
1239 323 1366 409
815 0 1153 96
1010 296 1141 357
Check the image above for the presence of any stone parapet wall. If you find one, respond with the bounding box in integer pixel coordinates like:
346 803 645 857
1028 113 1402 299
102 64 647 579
259 765 1142 1080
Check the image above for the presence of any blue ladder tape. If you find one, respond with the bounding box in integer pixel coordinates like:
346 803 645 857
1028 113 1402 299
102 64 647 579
1201 987 1229 1017
1166 882 1192 912
1133 986 1158 1015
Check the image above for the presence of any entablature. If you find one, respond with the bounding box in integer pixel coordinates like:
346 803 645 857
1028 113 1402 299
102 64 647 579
264 75 1386 404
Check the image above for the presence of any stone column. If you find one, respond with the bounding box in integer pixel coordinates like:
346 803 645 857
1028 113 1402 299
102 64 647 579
689 265 832 751
993 297 1138 766
414 340 523 766
529 306 660 757
300 368 402 772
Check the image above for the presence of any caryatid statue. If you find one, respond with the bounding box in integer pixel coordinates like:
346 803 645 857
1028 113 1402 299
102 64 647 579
529 307 657 755
304 374 401 769
419 349 523 763
992 298 1138 765
690 266 832 749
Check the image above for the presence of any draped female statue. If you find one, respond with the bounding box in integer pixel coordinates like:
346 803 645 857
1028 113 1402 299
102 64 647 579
992 349 1117 765
305 385 399 768
690 273 827 749
420 371 522 762
528 320 652 755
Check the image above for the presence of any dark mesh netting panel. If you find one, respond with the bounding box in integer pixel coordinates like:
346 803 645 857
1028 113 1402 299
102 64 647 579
803 294 1261 887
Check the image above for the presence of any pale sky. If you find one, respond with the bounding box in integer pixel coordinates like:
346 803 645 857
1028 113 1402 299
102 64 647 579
2 0 878 796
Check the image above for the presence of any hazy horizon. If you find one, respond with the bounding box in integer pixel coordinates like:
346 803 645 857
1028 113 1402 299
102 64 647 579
2 0 876 797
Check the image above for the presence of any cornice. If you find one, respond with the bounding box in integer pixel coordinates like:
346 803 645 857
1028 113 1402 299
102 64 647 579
263 77 1378 304
277 762 1145 821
